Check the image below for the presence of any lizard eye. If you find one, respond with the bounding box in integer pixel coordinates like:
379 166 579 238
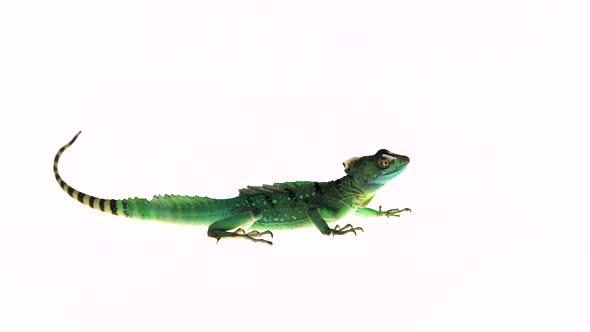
378 159 390 168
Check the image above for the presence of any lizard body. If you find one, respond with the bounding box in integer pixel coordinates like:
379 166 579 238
54 131 410 245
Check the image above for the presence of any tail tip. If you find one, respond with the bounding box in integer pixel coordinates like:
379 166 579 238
69 130 82 144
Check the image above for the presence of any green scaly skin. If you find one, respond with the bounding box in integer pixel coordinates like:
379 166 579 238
54 131 411 245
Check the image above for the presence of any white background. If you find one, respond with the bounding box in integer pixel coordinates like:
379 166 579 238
1 1 589 331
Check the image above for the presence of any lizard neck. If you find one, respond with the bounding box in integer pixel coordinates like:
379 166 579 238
331 175 376 208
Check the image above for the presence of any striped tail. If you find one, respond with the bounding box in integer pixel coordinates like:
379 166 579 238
54 131 125 217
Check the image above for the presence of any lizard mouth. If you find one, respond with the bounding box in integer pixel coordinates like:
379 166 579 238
378 165 407 183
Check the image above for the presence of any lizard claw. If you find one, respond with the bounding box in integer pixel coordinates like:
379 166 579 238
382 207 412 217
211 228 274 245
330 224 364 236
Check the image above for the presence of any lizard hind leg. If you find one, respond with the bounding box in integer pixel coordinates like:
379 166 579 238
207 210 273 245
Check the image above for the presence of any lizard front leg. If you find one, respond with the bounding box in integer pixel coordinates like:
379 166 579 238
355 206 411 218
307 208 363 237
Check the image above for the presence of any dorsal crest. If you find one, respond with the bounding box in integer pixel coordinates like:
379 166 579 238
238 181 315 196
343 157 360 174
149 195 214 208
238 184 288 196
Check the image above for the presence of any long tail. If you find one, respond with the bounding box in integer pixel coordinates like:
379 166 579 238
54 131 125 217
54 132 228 223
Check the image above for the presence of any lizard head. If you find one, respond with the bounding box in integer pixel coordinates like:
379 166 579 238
343 149 410 193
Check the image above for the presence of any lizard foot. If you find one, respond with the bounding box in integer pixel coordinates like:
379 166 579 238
331 224 364 236
212 228 274 246
234 228 274 239
232 228 273 245
207 211 271 245
379 206 412 218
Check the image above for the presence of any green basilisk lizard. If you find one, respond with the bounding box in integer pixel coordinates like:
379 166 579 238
54 131 411 245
